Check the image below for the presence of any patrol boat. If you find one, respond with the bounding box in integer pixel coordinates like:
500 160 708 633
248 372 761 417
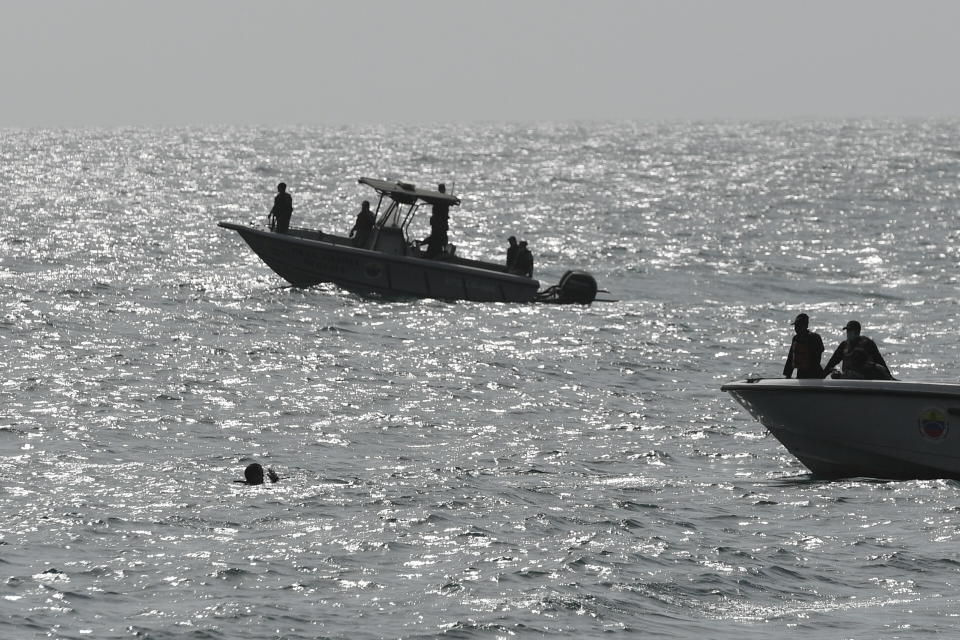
219 178 598 304
722 378 960 479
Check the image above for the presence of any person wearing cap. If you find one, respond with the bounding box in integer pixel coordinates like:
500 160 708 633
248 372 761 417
823 320 893 380
783 313 825 378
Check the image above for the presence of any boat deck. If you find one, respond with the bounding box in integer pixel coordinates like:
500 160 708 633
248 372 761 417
282 226 511 274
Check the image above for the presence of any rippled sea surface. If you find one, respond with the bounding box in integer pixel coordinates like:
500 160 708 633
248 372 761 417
3 121 960 639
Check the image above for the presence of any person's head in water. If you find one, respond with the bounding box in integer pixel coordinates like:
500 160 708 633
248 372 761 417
792 313 810 334
277 182 287 193
244 463 265 485
437 183 446 193
843 320 861 343
236 462 279 485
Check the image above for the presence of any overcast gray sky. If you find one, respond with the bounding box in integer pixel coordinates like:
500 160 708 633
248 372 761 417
2 0 959 127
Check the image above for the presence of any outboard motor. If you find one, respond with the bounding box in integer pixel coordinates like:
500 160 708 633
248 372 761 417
557 270 598 304
536 270 598 304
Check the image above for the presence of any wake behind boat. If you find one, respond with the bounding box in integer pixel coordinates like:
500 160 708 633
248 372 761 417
219 178 599 304
722 378 960 480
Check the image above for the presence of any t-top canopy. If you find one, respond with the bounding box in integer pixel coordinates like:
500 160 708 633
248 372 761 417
359 177 461 207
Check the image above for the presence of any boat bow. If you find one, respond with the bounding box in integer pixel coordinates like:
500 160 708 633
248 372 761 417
722 378 960 479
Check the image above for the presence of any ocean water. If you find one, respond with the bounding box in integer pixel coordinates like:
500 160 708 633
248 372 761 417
2 120 960 639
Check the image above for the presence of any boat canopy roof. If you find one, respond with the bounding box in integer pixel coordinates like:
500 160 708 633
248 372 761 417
359 177 461 207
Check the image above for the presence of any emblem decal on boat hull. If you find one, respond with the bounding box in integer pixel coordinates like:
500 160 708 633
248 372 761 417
918 407 948 440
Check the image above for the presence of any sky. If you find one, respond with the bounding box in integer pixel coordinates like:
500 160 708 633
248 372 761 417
2 0 959 127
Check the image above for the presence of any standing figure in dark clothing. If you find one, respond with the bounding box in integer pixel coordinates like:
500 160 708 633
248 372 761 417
505 236 519 271
783 313 824 378
422 183 450 259
823 320 893 380
511 240 534 277
270 182 293 233
350 200 376 247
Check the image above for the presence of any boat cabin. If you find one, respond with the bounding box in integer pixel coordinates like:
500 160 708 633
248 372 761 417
358 177 461 257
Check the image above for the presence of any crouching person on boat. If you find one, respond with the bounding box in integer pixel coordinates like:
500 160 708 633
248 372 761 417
823 320 894 380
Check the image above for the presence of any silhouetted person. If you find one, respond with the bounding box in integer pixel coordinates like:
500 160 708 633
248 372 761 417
511 240 534 277
434 183 450 224
422 183 449 259
505 236 518 271
234 462 280 485
270 182 293 233
833 347 895 380
350 200 376 247
783 313 824 379
824 320 893 379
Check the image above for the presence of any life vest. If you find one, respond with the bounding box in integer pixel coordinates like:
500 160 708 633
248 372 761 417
841 336 868 371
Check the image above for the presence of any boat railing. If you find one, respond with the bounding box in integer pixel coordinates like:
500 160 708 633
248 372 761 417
285 227 326 241
446 254 509 273
283 226 355 247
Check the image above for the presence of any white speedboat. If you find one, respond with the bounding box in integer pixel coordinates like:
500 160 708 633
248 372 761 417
219 178 598 304
721 378 960 479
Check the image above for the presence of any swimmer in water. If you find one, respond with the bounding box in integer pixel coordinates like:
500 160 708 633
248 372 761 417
234 462 280 485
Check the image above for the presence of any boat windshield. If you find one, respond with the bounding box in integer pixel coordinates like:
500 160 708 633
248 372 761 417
376 199 421 230
360 177 460 233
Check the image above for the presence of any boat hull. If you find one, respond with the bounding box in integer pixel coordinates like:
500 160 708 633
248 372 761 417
219 222 539 302
721 378 960 479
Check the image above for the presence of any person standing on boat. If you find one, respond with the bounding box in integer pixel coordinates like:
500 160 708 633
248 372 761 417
783 313 824 379
422 183 450 259
511 240 534 277
823 320 893 379
505 236 519 270
350 200 376 247
270 182 293 234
